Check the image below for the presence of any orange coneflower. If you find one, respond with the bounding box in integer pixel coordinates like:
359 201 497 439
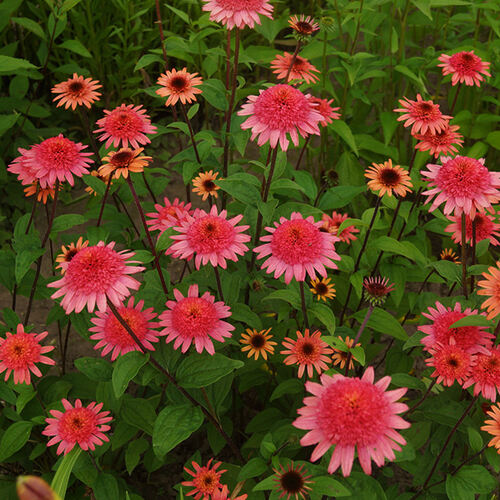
55 237 89 274
481 403 500 452
240 328 276 360
24 181 60 204
98 148 152 180
51 73 101 110
310 277 336 302
288 14 319 36
478 262 500 319
440 248 460 264
332 336 360 370
365 159 413 197
192 170 220 201
156 68 203 107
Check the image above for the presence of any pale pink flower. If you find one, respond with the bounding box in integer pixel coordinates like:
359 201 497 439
202 0 273 29
7 147 37 185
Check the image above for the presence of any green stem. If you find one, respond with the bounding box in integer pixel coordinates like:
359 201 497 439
344 304 373 375
461 212 468 298
299 281 309 330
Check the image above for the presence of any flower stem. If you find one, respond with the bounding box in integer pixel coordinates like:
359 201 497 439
345 303 373 375
461 212 468 298
142 171 157 204
179 103 201 164
79 107 101 162
299 281 309 330
214 266 225 302
349 0 365 55
285 41 301 81
61 320 71 375
450 82 462 115
96 174 113 227
25 185 39 235
154 0 169 68
470 218 476 294
295 136 310 170
403 379 436 417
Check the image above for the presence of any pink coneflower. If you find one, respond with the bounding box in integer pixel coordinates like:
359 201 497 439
394 94 451 135
90 297 160 361
146 197 193 234
94 103 157 149
414 123 463 158
238 84 322 151
309 97 341 127
288 14 319 36
254 212 340 284
478 262 500 319
212 485 247 500
182 458 226 500
294 367 410 476
273 462 313 499
202 0 273 29
159 284 234 354
55 237 89 274
48 241 145 314
463 346 500 401
438 51 491 87
363 276 395 306
281 329 333 378
51 73 102 110
321 211 358 243
7 147 37 185
425 341 475 387
24 135 93 188
0 324 55 385
422 156 500 217
42 399 112 455
167 205 250 269
446 212 500 246
156 68 203 107
271 52 320 84
419 301 493 354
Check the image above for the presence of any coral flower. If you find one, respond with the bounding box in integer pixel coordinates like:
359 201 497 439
478 262 500 319
212 485 247 500
146 197 193 234
273 462 313 500
156 68 203 107
422 156 500 217
51 73 102 110
419 301 493 354
294 367 410 476
288 14 320 36
24 134 93 188
271 52 320 84
309 97 341 127
281 329 333 378
440 248 460 263
240 328 276 360
202 0 273 29
0 324 55 385
159 284 234 354
42 399 112 455
98 148 152 180
84 170 111 196
55 237 89 274
192 170 221 201
481 404 500 452
365 159 412 197
7 147 37 185
363 276 395 306
238 84 322 151
24 181 60 204
394 94 451 135
168 205 250 269
310 277 336 302
438 51 491 87
90 297 161 361
332 336 360 371
414 123 463 158
321 211 358 243
425 341 475 387
254 212 340 284
48 241 145 314
463 346 500 401
182 458 226 500
94 103 157 149
446 212 500 246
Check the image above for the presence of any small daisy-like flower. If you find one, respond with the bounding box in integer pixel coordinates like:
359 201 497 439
463 346 500 401
294 367 410 476
42 399 112 455
331 336 360 371
478 262 500 319
425 341 475 387
365 159 413 197
90 297 161 361
0 324 55 385
212 485 247 500
201 0 273 29
182 458 227 500
481 404 500 452
309 97 341 127
51 73 102 110
446 212 500 246
98 148 152 180
440 248 460 263
168 205 250 269
84 170 111 196
156 68 203 107
159 284 234 354
273 462 313 500
363 276 395 306
17 476 58 500
419 301 493 354
310 277 336 302
48 241 145 314
55 237 89 274
281 329 333 378
240 328 276 360
7 147 37 185
288 14 319 36
394 94 452 135
438 51 491 87
192 170 221 201
414 123 464 158
320 211 358 243
271 52 320 84
94 103 157 149
24 181 60 205
146 197 193 234
422 156 500 217
238 84 322 151
254 212 341 284
24 134 93 188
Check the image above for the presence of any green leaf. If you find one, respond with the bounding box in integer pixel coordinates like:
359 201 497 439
263 289 301 309
112 351 148 398
411 0 433 19
93 473 119 500
431 260 461 283
230 303 262 329
310 303 336 335
0 421 33 461
74 357 113 382
59 0 84 14
59 39 92 58
15 248 44 283
270 379 303 401
372 236 426 266
82 174 106 196
125 438 149 475
311 476 351 497
0 55 37 73
176 353 243 388
380 111 399 145
395 65 426 94
134 54 164 71
12 17 46 39
467 427 483 452
350 345 366 365
51 214 86 235
329 120 359 156
450 315 494 328
318 186 365 210
486 131 500 150
201 79 228 111
238 458 268 481
165 4 190 23
51 448 82 499
0 114 19 137
353 307 408 340
446 465 496 500
153 404 203 457
216 178 260 205
121 397 156 435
